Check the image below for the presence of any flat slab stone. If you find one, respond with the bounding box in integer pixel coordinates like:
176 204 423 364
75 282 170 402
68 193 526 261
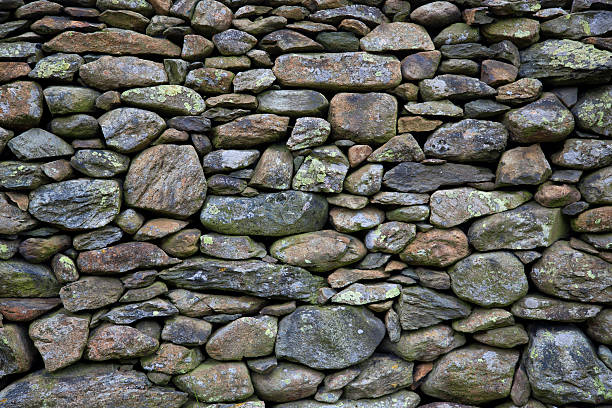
77 242 180 274
273 52 401 91
121 85 205 116
200 191 328 236
0 260 60 298
159 258 326 302
383 162 494 193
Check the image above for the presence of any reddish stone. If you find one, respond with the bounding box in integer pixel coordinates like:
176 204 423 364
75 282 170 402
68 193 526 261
0 62 31 82
77 242 180 274
400 228 470 267
0 298 61 322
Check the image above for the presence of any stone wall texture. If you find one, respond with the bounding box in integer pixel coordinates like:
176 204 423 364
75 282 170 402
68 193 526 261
0 0 611 405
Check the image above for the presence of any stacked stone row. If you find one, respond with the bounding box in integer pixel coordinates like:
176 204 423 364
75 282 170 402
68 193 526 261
0 0 611 406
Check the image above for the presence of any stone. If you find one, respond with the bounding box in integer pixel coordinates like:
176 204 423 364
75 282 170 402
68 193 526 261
449 252 528 307
541 11 612 40
0 192 37 234
124 144 206 218
343 164 383 196
0 363 188 407
77 242 178 274
588 309 612 345
79 56 167 91
60 277 123 312
200 191 328 236
329 93 397 144
167 289 265 317
420 75 496 101
329 207 385 233
504 94 575 143
519 39 612 85
382 324 465 361
141 343 202 374
552 138 612 170
173 361 253 403
49 114 99 139
200 233 265 260
272 391 419 408
121 85 205 116
317 32 359 52
213 29 257 56
421 345 519 404
72 226 123 251
410 1 461 27
430 188 532 228
18 235 71 263
496 145 552 186
270 230 365 272
360 22 434 51
160 258 325 302
252 362 324 402
260 29 323 53
572 85 612 136
287 117 330 150
29 310 89 371
212 114 289 148
133 218 187 241
273 52 401 91
98 107 165 153
424 119 507 162
395 286 471 330
452 309 514 333
0 298 61 322
531 240 611 303
185 68 234 94
42 86 99 115
8 128 73 160
534 182 581 207
85 323 158 361
309 5 387 25
368 134 425 163
364 222 416 254
206 315 276 360
29 53 83 82
480 60 518 86
192 0 232 35
511 294 602 322
384 162 494 193
524 324 612 405
464 99 510 118
70 149 129 178
258 90 329 117
276 305 385 370
0 81 43 131
0 324 34 379
400 228 470 267
119 281 168 303
293 146 349 193
332 283 401 305
161 316 212 346
249 145 293 190
344 354 413 399
472 324 528 348
482 18 540 47
102 298 178 324
405 100 463 118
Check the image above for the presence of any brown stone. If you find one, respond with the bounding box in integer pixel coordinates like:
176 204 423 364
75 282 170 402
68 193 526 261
0 62 31 82
496 144 552 186
77 242 179 274
0 81 43 131
327 268 390 288
401 51 441 81
398 116 442 133
18 235 71 263
211 114 289 148
141 343 202 374
60 277 124 312
572 206 612 232
348 145 373 167
86 323 159 361
0 298 61 322
481 59 518 86
535 182 581 207
43 29 181 56
400 228 470 267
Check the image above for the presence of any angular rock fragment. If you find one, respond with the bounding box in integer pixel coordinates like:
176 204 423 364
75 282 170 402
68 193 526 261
395 286 471 330
98 107 166 153
173 361 253 403
0 324 35 379
77 242 179 274
0 260 60 298
206 315 277 360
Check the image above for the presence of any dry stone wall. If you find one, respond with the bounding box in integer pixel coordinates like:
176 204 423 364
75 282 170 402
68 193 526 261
0 0 611 406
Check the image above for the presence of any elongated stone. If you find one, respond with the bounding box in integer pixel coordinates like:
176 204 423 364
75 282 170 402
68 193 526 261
384 162 494 193
77 242 179 274
0 260 60 298
121 85 205 116
159 258 326 302
273 52 401 91
79 56 167 90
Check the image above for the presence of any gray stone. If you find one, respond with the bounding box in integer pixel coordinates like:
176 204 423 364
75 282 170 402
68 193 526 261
43 86 99 115
275 305 385 370
287 117 330 151
511 294 602 322
384 162 494 193
420 75 496 101
85 323 158 361
121 85 206 116
395 286 471 330
102 298 178 324
202 149 259 173
344 354 413 399
381 324 465 361
29 53 83 82
273 391 420 408
8 128 73 160
292 146 349 193
200 191 327 236
579 166 612 204
70 149 129 178
360 22 434 51
0 324 34 379
98 107 166 153
258 90 329 117
573 85 612 137
59 277 123 312
200 233 266 260
252 362 324 403
331 283 401 305
79 56 167 90
206 315 277 360
173 361 253 403
0 192 37 234
0 260 60 298
552 138 612 170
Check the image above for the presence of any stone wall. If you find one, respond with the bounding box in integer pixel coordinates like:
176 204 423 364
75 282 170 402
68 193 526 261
0 0 611 406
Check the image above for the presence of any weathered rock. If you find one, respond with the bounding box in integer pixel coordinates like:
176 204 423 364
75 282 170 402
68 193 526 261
331 283 400 305
411 1 461 27
206 315 277 360
160 258 325 302
211 114 289 148
202 149 259 173
200 233 265 260
72 226 123 251
98 107 166 153
0 363 188 407
329 93 397 144
42 86 99 115
400 228 470 267
249 145 293 190
258 90 329 117
541 11 612 40
76 242 178 275
511 294 602 322
70 149 129 178
161 315 212 346
401 51 441 81
43 29 181 56
0 259 60 298
79 56 167 90
0 81 43 131
60 277 123 312
421 345 519 404
384 162 494 193
140 343 202 374
185 67 234 94
329 207 384 233
0 324 34 379
572 85 612 137
29 53 83 82
482 18 540 47
468 202 568 251
504 94 574 143
121 85 205 116
167 289 265 317
420 75 496 101
531 240 611 303
519 39 612 84
449 252 528 307
200 191 328 236
572 206 612 232
273 52 401 91
85 323 158 361
0 298 61 322
309 5 387 25
430 188 531 228
473 324 528 348
344 354 413 399
260 29 323 54
272 391 420 408
496 144 552 186
293 146 349 193
124 144 206 217
524 324 612 405
0 192 37 234
270 230 366 272
395 286 471 330
452 309 514 333
552 138 612 170
588 309 612 345
214 29 258 56
382 324 465 361
192 0 232 35
102 298 178 324
360 22 434 51
8 128 73 160
364 222 416 253
252 362 324 402
276 305 385 370
173 361 253 402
